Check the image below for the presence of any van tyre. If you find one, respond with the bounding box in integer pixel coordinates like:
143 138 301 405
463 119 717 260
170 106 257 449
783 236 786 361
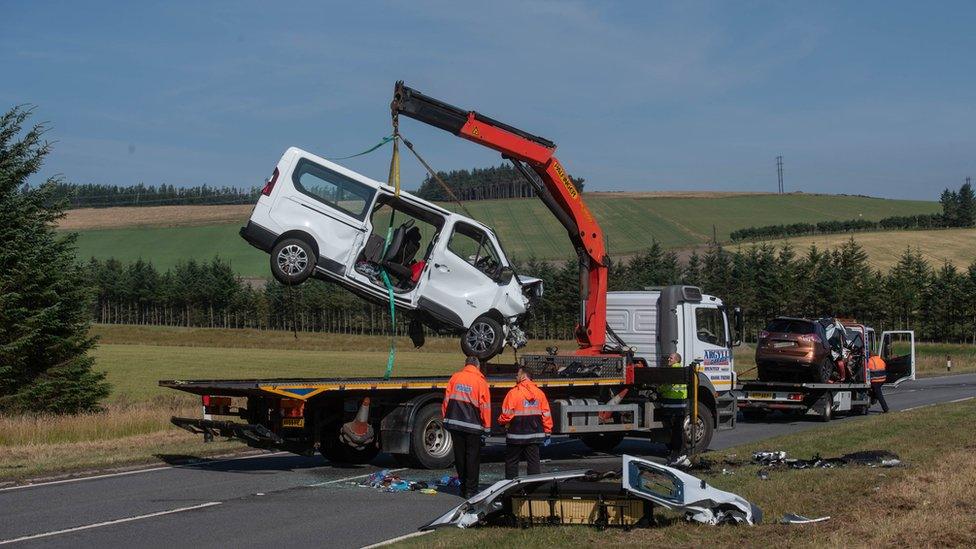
580 432 625 453
401 403 454 469
271 238 316 285
461 316 504 361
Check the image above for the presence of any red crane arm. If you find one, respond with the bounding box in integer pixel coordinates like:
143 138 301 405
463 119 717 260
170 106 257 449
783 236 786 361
391 82 609 353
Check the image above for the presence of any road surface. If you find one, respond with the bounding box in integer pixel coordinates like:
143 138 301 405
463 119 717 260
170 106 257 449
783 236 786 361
1 373 973 548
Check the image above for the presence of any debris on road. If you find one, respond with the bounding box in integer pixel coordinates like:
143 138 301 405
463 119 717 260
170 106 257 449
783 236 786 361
360 470 440 493
781 513 831 524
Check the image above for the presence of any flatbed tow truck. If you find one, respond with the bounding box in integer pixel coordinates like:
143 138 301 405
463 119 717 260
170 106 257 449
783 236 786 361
162 84 742 468
735 326 916 421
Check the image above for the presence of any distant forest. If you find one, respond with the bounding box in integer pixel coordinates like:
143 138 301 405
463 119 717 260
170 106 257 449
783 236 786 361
85 240 976 344
730 182 975 242
45 182 260 208
47 163 585 208
413 163 585 201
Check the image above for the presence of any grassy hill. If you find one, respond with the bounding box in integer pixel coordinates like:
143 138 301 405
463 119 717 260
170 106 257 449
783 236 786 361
67 193 939 277
752 227 976 271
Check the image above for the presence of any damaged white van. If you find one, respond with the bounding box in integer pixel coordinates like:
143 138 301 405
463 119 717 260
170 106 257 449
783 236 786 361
240 147 542 360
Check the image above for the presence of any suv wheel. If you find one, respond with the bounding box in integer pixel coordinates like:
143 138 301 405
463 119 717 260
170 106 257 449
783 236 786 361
813 357 833 383
460 315 504 361
271 238 316 285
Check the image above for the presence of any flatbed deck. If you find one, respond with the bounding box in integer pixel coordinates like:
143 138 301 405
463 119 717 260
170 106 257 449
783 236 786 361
736 379 870 391
160 373 630 400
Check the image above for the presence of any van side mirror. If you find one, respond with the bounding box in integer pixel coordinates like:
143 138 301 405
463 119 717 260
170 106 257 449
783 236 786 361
732 306 743 347
496 265 514 285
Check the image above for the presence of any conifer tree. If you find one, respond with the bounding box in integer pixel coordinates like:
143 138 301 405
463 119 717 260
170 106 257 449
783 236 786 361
0 107 109 413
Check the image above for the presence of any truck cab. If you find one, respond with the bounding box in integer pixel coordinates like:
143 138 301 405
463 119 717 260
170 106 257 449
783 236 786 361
605 285 742 444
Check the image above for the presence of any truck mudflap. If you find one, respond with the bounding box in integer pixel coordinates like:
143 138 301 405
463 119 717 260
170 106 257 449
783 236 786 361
715 390 737 430
171 417 283 447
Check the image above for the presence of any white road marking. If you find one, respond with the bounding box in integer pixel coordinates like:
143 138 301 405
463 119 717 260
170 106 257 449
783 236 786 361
0 502 222 545
948 396 975 403
0 451 287 492
306 468 406 487
361 529 433 548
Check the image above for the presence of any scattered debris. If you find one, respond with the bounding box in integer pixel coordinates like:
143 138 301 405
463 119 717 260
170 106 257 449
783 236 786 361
722 468 735 476
751 449 901 470
361 470 441 493
781 513 831 524
757 469 770 481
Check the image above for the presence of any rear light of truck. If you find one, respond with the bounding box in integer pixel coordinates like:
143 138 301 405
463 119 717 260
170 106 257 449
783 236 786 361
202 395 232 415
261 167 280 196
279 398 304 418
788 393 803 401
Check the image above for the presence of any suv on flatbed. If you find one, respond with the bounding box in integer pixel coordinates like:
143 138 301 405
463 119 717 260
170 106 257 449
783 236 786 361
755 317 841 383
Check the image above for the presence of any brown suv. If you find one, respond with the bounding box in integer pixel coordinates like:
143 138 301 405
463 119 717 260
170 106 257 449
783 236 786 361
755 317 842 383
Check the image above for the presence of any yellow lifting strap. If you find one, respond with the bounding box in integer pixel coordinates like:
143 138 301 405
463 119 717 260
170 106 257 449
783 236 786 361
388 116 401 197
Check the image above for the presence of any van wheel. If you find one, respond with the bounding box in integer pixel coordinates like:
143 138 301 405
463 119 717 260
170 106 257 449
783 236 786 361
271 238 316 285
399 403 454 469
460 316 504 361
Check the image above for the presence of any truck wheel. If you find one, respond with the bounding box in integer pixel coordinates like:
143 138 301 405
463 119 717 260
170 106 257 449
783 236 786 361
580 432 625 453
813 358 833 383
271 238 316 285
460 316 504 361
819 392 833 422
683 405 714 454
401 403 454 469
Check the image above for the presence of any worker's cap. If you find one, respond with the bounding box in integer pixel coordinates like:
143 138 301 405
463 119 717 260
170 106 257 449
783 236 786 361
465 356 480 367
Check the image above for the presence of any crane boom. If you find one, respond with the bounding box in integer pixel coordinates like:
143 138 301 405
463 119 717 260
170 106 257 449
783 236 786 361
391 82 610 353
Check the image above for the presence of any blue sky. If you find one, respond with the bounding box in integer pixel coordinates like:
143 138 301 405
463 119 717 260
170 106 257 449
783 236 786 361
2 1 974 200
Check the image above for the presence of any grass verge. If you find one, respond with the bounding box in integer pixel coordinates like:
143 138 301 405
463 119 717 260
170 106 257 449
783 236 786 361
405 398 976 547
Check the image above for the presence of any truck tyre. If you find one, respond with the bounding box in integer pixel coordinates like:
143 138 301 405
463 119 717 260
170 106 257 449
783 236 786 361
460 316 504 361
819 392 833 422
813 358 833 383
401 403 454 469
682 405 714 455
580 432 625 453
270 238 316 285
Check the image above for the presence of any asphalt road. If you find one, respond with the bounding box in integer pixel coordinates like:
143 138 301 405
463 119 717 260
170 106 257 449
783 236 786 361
1 373 973 548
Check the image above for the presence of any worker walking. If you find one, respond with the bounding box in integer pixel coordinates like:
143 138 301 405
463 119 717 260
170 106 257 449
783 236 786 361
659 352 688 464
442 356 492 498
498 368 552 479
867 351 889 413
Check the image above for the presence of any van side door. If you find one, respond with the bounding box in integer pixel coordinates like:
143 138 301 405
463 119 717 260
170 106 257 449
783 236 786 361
271 157 375 275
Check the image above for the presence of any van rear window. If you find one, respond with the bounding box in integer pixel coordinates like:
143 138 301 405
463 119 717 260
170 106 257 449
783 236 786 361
764 319 815 334
291 159 374 220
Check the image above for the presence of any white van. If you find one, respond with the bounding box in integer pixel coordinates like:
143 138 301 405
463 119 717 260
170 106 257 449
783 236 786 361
240 147 542 360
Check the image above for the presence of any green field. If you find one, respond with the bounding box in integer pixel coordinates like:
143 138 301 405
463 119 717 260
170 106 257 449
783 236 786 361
71 193 939 275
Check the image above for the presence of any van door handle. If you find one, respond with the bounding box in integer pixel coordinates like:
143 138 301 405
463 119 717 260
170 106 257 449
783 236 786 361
434 263 450 272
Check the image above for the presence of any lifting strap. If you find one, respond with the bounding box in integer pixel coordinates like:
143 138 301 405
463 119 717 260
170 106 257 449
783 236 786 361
379 116 402 380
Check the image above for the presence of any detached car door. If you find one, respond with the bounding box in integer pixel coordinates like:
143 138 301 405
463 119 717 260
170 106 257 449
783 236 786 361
270 156 375 275
879 330 916 386
419 221 506 329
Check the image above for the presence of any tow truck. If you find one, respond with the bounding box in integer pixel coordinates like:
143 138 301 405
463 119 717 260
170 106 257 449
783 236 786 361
736 325 916 421
162 83 742 467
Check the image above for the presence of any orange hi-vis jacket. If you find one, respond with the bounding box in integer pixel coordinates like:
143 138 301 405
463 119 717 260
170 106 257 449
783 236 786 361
442 365 492 434
498 379 553 445
867 355 887 384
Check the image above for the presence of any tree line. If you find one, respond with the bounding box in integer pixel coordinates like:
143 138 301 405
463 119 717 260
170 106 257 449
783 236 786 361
85 239 976 345
414 163 585 202
729 182 975 242
43 182 261 208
